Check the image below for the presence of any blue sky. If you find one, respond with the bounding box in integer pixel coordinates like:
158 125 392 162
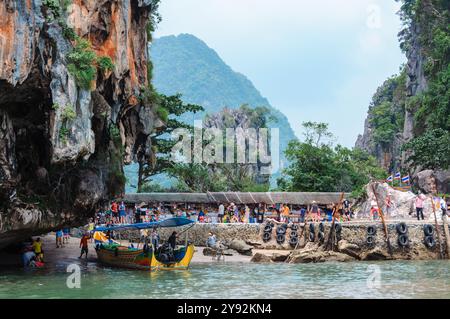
154 0 406 147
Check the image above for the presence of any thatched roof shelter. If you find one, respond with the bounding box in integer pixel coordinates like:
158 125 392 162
122 192 349 205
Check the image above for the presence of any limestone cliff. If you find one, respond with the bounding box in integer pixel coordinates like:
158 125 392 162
0 0 159 248
355 0 449 193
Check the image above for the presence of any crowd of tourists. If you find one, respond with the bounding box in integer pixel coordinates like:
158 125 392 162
94 199 356 226
368 193 448 221
96 193 449 227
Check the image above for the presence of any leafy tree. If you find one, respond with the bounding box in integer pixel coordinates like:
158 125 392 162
278 122 386 196
137 92 204 192
402 128 450 170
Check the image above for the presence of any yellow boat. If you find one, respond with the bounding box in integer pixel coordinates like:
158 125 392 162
93 218 195 271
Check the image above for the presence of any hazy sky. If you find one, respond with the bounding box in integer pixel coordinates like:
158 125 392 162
154 0 406 147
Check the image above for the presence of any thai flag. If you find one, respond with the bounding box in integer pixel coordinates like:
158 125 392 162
394 172 401 180
386 175 393 182
401 175 410 183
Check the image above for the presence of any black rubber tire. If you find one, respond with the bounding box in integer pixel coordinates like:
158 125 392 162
309 223 315 233
398 234 409 247
289 236 298 247
290 231 298 238
282 223 289 229
264 225 273 233
318 231 325 242
334 223 342 233
367 225 377 236
319 223 325 232
424 235 436 249
309 231 315 242
291 224 299 231
263 232 271 242
396 222 408 235
277 234 286 244
276 227 286 235
366 235 375 246
423 224 434 237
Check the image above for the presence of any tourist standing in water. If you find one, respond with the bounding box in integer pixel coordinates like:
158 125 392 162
55 230 63 248
79 233 90 259
63 228 71 244
32 237 43 262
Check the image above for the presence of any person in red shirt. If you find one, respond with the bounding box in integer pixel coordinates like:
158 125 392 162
79 233 90 259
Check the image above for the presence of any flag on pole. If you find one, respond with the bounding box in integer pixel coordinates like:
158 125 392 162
401 175 410 183
386 175 393 182
394 172 401 180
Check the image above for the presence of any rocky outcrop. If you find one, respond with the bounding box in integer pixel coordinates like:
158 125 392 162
226 239 253 256
250 252 272 263
0 1 159 249
413 170 450 195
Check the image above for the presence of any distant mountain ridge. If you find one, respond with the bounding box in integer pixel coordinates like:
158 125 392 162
150 33 298 169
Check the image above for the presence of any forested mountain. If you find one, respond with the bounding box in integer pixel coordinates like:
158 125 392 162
150 34 297 170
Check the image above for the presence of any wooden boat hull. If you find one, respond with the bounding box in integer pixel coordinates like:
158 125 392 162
96 244 195 271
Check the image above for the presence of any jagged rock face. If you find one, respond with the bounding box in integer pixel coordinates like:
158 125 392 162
203 107 272 184
414 170 450 195
402 21 428 150
0 0 157 248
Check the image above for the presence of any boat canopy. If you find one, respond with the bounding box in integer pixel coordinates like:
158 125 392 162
94 217 194 232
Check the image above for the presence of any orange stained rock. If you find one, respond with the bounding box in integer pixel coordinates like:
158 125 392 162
128 95 138 106
0 2 15 77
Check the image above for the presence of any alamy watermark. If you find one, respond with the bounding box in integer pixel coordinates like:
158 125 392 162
366 265 381 289
66 264 81 289
366 4 382 29
170 120 280 175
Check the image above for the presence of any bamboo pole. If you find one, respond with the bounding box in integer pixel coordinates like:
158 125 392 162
325 192 345 251
371 182 392 255
430 195 444 259
441 195 450 259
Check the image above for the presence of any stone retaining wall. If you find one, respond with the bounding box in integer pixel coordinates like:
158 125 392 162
82 221 449 260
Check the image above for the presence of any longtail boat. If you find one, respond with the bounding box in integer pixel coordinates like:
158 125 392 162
93 218 195 271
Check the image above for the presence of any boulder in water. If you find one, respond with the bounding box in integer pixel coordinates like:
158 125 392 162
250 253 272 263
227 239 253 255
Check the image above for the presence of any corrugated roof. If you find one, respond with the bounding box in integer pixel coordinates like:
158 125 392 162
122 192 349 205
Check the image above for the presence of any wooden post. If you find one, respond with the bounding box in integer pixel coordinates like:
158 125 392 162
371 182 392 255
325 192 345 251
442 195 450 259
430 195 445 259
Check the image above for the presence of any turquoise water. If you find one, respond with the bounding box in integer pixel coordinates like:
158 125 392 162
1 259 450 299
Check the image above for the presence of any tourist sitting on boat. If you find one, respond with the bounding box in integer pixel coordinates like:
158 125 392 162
151 229 160 248
168 231 177 250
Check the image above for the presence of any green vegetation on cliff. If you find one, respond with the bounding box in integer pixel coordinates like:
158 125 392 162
399 0 449 170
